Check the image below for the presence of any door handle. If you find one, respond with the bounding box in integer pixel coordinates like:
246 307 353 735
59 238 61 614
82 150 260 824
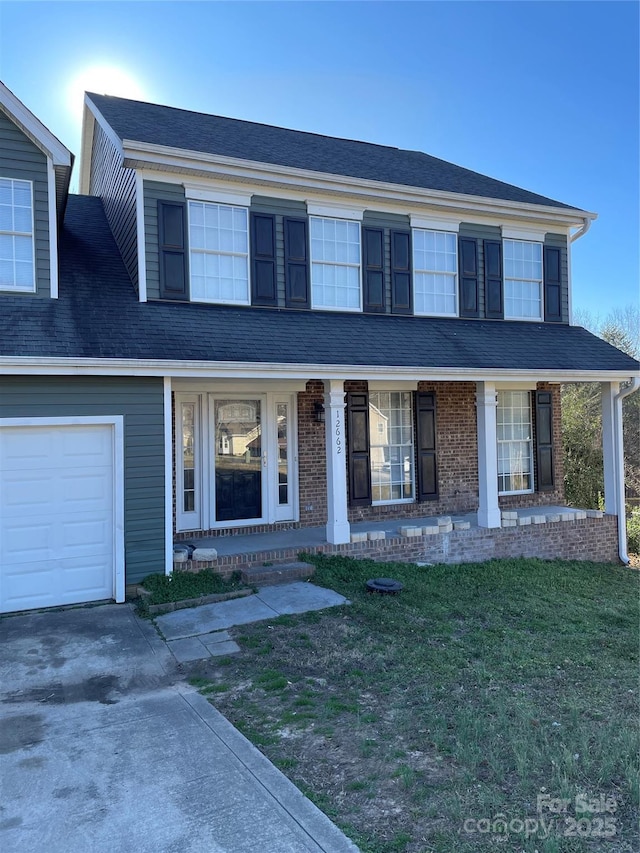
262 451 267 467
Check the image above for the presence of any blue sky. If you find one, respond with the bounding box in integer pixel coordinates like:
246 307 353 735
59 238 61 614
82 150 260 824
0 1 637 318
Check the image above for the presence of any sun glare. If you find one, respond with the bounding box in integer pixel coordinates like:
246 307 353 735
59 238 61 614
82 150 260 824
66 64 147 118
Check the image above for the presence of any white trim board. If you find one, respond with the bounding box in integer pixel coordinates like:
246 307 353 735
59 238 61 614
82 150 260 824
0 357 636 384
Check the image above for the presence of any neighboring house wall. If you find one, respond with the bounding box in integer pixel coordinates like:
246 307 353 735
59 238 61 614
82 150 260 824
0 109 50 297
89 121 138 291
0 375 165 584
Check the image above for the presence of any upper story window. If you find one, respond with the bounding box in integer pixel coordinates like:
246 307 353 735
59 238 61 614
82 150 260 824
188 201 249 304
310 216 361 311
0 177 34 292
503 239 543 320
412 228 458 316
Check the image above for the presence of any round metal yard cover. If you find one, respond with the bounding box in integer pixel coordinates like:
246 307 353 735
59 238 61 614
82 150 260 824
366 577 403 594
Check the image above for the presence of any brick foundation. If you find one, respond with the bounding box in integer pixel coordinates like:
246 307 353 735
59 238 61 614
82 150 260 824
175 515 620 576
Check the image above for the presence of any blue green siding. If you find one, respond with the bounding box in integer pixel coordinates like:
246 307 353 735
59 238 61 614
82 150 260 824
89 121 138 291
143 180 186 300
0 376 165 585
0 108 50 297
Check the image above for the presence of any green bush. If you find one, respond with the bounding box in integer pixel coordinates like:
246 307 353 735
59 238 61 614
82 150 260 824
628 507 640 555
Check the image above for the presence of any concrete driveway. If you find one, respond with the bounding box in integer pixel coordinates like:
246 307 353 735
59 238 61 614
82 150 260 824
0 603 358 853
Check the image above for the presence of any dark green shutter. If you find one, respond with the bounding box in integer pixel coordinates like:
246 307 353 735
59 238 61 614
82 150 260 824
158 200 188 300
283 217 309 308
347 392 372 506
390 230 412 314
459 237 479 317
250 213 277 305
544 245 562 322
484 240 503 319
363 227 385 313
535 391 555 491
416 392 438 500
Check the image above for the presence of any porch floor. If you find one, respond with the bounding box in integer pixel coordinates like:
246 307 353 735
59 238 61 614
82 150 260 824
183 506 576 558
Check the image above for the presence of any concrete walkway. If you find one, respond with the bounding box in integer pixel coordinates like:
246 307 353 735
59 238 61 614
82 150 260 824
155 582 349 663
0 603 358 853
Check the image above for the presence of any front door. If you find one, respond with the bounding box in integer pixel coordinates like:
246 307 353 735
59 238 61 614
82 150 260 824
174 389 298 532
214 398 263 522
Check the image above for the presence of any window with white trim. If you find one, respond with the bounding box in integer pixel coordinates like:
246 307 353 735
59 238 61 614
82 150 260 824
369 391 414 503
504 239 543 320
497 390 533 494
412 228 458 316
188 201 249 304
0 177 34 292
310 216 361 310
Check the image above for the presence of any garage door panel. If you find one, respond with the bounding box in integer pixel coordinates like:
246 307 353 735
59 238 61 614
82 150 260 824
1 423 117 613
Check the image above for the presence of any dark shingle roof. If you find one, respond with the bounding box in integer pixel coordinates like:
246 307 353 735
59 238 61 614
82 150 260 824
0 196 636 375
87 93 579 211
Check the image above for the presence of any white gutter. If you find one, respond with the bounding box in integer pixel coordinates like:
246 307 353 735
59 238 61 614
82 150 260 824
569 216 592 243
0 355 636 384
614 376 640 564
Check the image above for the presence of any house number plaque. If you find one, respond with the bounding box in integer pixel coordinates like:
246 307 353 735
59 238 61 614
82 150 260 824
335 414 342 454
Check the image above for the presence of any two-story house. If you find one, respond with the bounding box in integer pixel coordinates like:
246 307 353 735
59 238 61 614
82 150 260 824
1 81 638 613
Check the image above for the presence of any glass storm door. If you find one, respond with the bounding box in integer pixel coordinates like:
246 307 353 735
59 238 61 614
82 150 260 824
213 398 264 522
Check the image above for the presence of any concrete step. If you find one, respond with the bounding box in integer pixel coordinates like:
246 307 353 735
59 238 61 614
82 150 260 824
241 561 315 586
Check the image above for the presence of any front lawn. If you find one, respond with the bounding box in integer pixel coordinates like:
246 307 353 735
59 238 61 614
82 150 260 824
191 557 639 852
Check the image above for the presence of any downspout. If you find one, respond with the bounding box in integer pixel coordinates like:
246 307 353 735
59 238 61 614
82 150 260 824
568 218 592 326
569 217 592 244
614 376 640 564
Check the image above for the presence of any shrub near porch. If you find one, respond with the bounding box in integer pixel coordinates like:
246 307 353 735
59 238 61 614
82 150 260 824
194 556 639 853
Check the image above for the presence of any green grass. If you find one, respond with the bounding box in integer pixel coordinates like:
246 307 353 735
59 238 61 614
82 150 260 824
139 568 246 604
196 556 639 853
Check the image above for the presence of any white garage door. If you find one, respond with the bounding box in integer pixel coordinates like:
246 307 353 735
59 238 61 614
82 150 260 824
0 423 117 613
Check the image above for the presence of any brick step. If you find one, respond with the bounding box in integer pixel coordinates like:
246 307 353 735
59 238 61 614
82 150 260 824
241 561 315 586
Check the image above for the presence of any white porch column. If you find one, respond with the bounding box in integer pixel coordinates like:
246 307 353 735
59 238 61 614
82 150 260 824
601 381 619 515
324 379 351 544
476 381 502 528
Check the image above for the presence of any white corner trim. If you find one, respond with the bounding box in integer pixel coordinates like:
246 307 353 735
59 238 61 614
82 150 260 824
47 160 58 299
307 202 364 221
135 173 147 302
501 226 547 242
163 377 174 576
184 183 252 207
410 215 460 232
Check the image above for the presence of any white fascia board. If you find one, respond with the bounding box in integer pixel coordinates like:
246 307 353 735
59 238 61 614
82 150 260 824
411 215 460 232
47 160 58 298
184 183 252 206
0 81 72 167
0 356 636 385
501 226 548 241
307 202 364 220
122 140 597 229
